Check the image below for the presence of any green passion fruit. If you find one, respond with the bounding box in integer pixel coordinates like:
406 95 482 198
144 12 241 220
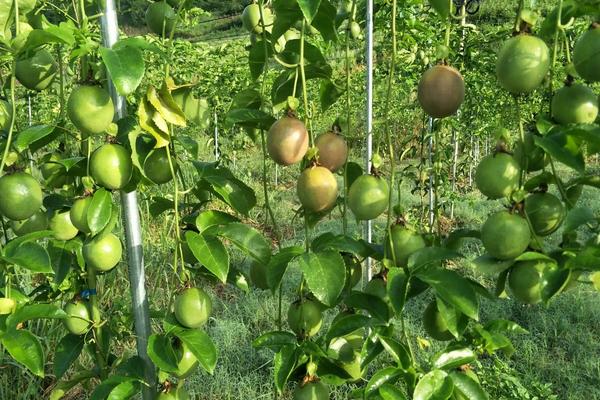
315 132 348 172
67 85 114 136
573 27 600 82
144 148 175 184
90 144 133 190
63 301 92 335
297 166 338 213
15 49 58 91
524 193 565 236
173 340 199 379
40 154 68 189
417 65 465 118
481 211 530 260
146 1 177 36
386 225 426 267
348 175 389 220
83 233 122 272
0 100 12 132
475 153 520 199
513 132 549 172
423 300 466 341
267 116 309 166
0 172 43 221
49 211 79 240
496 34 550 94
174 287 212 328
551 84 599 125
70 197 92 234
241 3 273 34
172 88 210 128
249 261 269 290
0 298 16 315
293 380 329 400
350 21 362 39
11 210 48 236
508 259 558 304
288 300 323 338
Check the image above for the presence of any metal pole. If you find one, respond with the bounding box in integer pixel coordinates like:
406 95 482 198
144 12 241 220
214 111 219 160
100 2 155 398
364 0 374 283
275 164 279 187
428 117 435 231
27 94 32 125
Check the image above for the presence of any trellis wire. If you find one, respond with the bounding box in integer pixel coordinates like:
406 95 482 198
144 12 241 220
364 0 374 284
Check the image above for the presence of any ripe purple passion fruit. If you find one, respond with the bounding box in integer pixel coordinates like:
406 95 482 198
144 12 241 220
83 233 123 272
297 166 338 213
347 175 389 220
15 49 58 91
293 380 329 400
0 172 43 221
573 27 600 82
90 144 133 190
315 132 348 172
287 300 323 338
174 287 212 328
496 35 550 94
524 192 565 236
146 1 177 36
475 153 520 199
386 225 426 267
551 84 598 125
67 85 114 135
267 116 309 166
481 211 530 260
63 301 92 335
418 65 465 118
508 259 558 304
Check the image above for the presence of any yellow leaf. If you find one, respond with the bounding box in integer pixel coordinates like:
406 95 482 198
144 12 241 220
137 97 170 148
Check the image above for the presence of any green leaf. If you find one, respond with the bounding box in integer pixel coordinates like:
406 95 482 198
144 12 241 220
7 303 66 329
379 384 408 400
2 329 44 377
320 79 345 112
416 268 479 320
253 331 297 351
388 268 408 315
146 334 178 373
99 44 145 96
534 133 584 173
298 0 322 22
365 367 403 397
3 242 52 273
14 125 55 152
484 319 528 334
449 371 489 400
311 0 337 42
470 254 515 276
408 247 461 272
54 334 84 380
49 371 95 400
344 291 390 322
248 40 270 80
174 329 218 374
326 313 370 342
267 246 304 292
563 207 595 233
87 188 113 236
185 231 229 283
225 108 276 131
90 375 139 400
413 370 454 400
378 336 412 369
274 344 297 394
432 346 476 370
215 223 271 265
298 251 346 307
195 210 239 233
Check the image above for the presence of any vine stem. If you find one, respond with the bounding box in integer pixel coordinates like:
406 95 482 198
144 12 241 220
514 0 525 32
299 19 313 146
548 0 564 104
514 95 528 187
166 142 185 281
86 265 107 378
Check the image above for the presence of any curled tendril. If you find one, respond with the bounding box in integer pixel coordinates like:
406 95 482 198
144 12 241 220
453 0 481 16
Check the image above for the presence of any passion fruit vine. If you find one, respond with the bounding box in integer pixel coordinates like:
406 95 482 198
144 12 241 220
267 116 309 166
418 64 465 118
296 166 338 213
